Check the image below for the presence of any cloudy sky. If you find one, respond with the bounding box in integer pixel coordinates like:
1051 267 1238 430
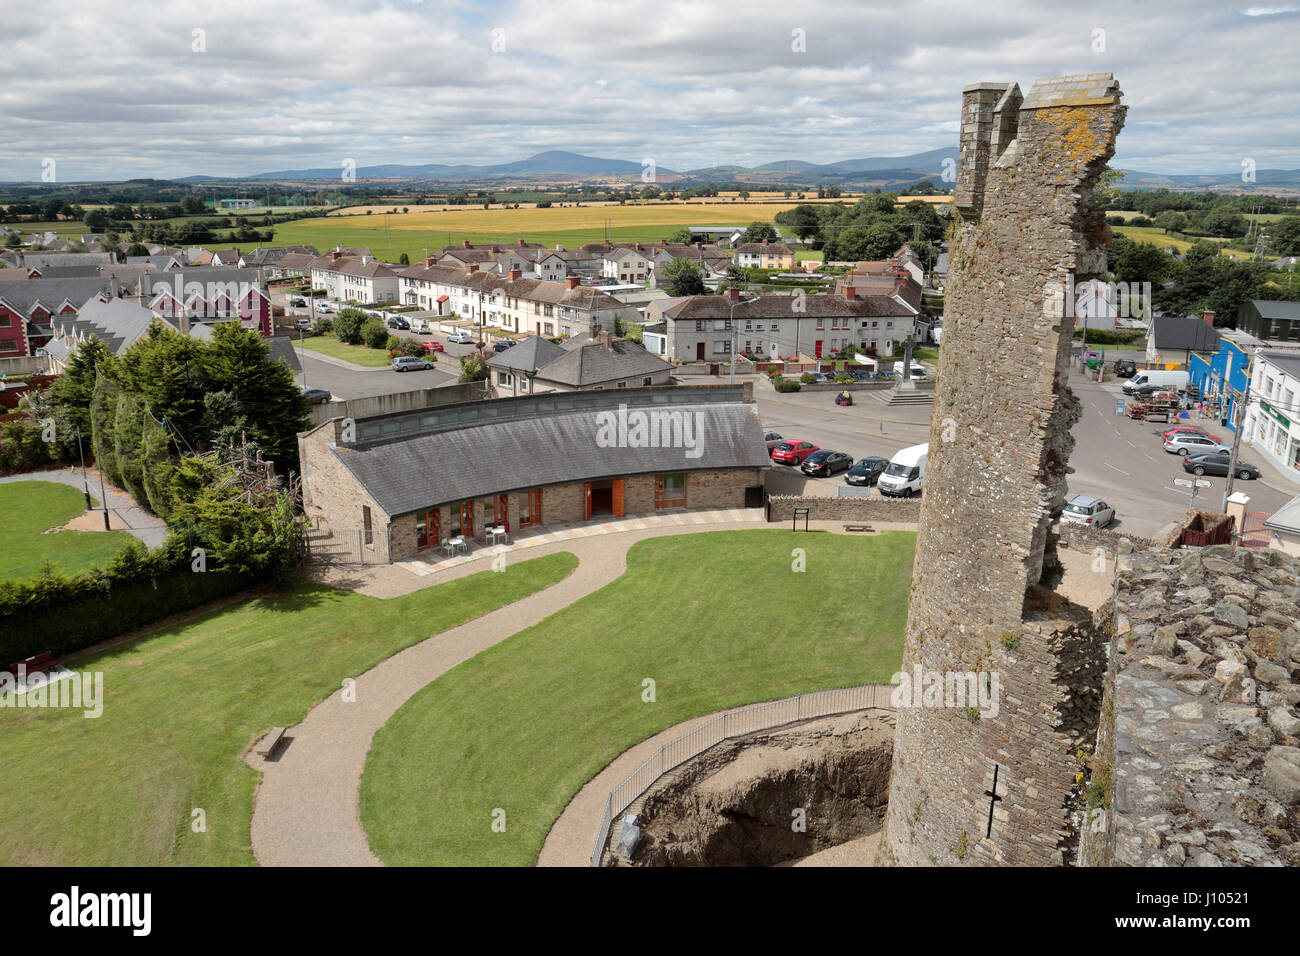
2 0 1297 181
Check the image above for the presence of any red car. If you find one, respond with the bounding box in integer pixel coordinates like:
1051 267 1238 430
423 340 445 353
771 440 819 464
1162 425 1218 442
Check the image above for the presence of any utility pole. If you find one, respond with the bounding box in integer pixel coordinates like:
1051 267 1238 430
75 425 91 510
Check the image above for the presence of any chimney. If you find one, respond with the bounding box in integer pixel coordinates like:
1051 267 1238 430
508 267 521 281
1203 310 1215 326
424 256 436 267
634 242 642 251
518 238 525 246
599 329 611 348
179 313 190 335
332 250 344 260
468 263 478 274
742 380 754 402
565 275 580 290
726 287 740 302
844 285 856 301
490 243 500 253
761 238 768 245
463 239 472 248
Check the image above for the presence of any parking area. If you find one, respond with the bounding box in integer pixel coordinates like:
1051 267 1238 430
752 366 1298 539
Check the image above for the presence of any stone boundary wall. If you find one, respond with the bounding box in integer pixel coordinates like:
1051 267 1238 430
1056 523 1157 555
765 494 922 523
307 380 488 427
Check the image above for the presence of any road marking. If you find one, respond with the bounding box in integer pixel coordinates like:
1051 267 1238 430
1103 462 1130 476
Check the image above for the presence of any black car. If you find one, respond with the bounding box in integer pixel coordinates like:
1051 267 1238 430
1129 383 1174 398
1113 358 1137 378
1183 453 1259 480
844 456 889 486
492 340 515 352
386 316 411 330
800 450 853 477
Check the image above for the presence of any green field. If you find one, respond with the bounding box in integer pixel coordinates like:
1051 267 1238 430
298 335 396 367
0 552 578 865
0 480 136 581
360 529 915 866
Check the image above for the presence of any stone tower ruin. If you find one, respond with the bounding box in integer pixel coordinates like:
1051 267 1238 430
881 74 1126 865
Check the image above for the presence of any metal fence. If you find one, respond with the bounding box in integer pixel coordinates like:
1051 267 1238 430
589 683 895 866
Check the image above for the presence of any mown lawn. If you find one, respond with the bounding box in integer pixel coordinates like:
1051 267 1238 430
298 335 395 367
0 552 577 866
360 529 915 866
0 480 136 582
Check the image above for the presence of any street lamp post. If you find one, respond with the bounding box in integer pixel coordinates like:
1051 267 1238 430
75 424 91 510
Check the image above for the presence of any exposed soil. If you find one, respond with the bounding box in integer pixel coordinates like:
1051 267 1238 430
610 711 894 867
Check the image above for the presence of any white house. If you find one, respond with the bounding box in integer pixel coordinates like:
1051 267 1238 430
1244 350 1300 481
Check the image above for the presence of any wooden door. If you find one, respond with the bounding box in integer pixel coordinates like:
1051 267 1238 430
584 482 593 521
611 479 625 517
495 494 508 529
416 509 440 551
696 342 705 361
459 501 474 538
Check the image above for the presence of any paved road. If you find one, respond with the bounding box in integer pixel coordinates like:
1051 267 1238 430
295 348 455 401
751 368 1297 539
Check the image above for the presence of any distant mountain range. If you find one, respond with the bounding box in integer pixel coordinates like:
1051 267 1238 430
177 148 964 190
76 147 1300 193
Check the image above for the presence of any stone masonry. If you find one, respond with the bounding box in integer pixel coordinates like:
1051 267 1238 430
1081 543 1300 867
881 74 1127 866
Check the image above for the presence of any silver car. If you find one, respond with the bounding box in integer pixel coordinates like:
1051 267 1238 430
1060 495 1115 528
1163 433 1230 457
391 355 436 372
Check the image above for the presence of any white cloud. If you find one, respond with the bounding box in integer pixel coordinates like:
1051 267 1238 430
0 0 1295 180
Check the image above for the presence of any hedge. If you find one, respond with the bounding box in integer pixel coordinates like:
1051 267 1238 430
0 541 256 664
774 379 802 393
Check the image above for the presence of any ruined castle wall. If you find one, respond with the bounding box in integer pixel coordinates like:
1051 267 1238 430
882 74 1126 867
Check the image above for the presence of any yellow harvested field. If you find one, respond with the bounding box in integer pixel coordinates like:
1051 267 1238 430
325 198 855 227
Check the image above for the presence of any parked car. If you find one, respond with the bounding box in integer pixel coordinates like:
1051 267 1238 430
391 355 437 372
301 387 332 405
314 302 334 313
492 340 515 352
761 429 784 451
848 369 875 382
447 330 474 344
422 340 445 353
1113 358 1137 378
876 443 928 498
771 440 819 464
845 456 890 486
1164 433 1230 456
386 316 410 330
1129 383 1174 399
1162 425 1218 443
1122 369 1190 395
801 450 853 477
1060 494 1115 528
294 317 312 331
1183 453 1259 480
289 297 306 307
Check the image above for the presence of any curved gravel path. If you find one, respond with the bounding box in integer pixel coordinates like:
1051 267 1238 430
0 467 167 547
247 517 785 867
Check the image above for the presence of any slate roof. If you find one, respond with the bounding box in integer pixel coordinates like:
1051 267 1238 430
329 391 769 516
534 337 673 387
1260 350 1300 382
0 277 114 315
1151 315 1221 353
52 297 166 355
1264 494 1300 535
484 335 566 374
664 292 915 320
1249 299 1300 320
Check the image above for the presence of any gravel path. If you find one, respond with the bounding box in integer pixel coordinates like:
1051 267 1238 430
247 517 786 867
0 467 167 547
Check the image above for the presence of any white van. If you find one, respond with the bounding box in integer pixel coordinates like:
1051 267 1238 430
409 317 431 333
1122 369 1189 394
877 443 928 498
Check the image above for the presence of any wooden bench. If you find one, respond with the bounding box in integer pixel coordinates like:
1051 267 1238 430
9 651 55 676
256 727 287 759
842 522 874 533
